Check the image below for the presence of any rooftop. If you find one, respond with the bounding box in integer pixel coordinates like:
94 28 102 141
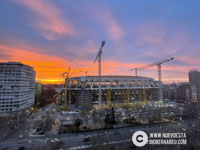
0 62 34 69
69 75 154 81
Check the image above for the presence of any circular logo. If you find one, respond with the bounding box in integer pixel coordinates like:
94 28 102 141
132 131 148 147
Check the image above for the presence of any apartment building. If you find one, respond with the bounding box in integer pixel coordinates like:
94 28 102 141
189 70 200 100
0 62 35 113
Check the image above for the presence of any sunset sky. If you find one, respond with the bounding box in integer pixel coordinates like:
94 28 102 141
0 0 200 84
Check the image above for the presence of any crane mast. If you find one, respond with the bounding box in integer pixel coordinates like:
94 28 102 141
94 41 106 109
131 57 174 101
62 68 76 109
98 49 102 108
157 64 162 101
80 71 88 77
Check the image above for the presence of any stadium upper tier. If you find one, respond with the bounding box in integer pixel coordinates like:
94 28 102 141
66 76 160 90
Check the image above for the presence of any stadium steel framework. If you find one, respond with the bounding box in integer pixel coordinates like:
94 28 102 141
65 76 160 108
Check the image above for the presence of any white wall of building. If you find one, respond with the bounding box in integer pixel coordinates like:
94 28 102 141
0 62 35 113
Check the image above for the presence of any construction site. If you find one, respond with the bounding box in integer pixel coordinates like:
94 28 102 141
65 75 160 108
61 41 174 110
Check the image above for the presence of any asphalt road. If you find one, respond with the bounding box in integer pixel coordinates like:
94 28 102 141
0 119 193 150
1 103 199 150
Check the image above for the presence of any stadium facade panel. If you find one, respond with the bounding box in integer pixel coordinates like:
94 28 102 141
65 76 160 108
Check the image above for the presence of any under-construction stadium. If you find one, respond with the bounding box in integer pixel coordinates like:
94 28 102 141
65 75 160 108
62 42 173 109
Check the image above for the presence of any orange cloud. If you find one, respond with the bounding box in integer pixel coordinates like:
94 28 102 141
101 61 189 84
0 44 147 83
18 0 74 39
154 65 190 83
0 42 191 84
0 44 70 84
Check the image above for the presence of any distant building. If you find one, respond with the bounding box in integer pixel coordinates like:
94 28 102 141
176 82 190 102
52 84 63 94
0 62 35 113
35 82 42 99
163 83 177 101
188 70 200 100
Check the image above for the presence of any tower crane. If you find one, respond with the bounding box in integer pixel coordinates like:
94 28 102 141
130 68 138 76
61 68 76 109
94 41 106 109
131 57 174 101
79 70 97 77
80 71 88 77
